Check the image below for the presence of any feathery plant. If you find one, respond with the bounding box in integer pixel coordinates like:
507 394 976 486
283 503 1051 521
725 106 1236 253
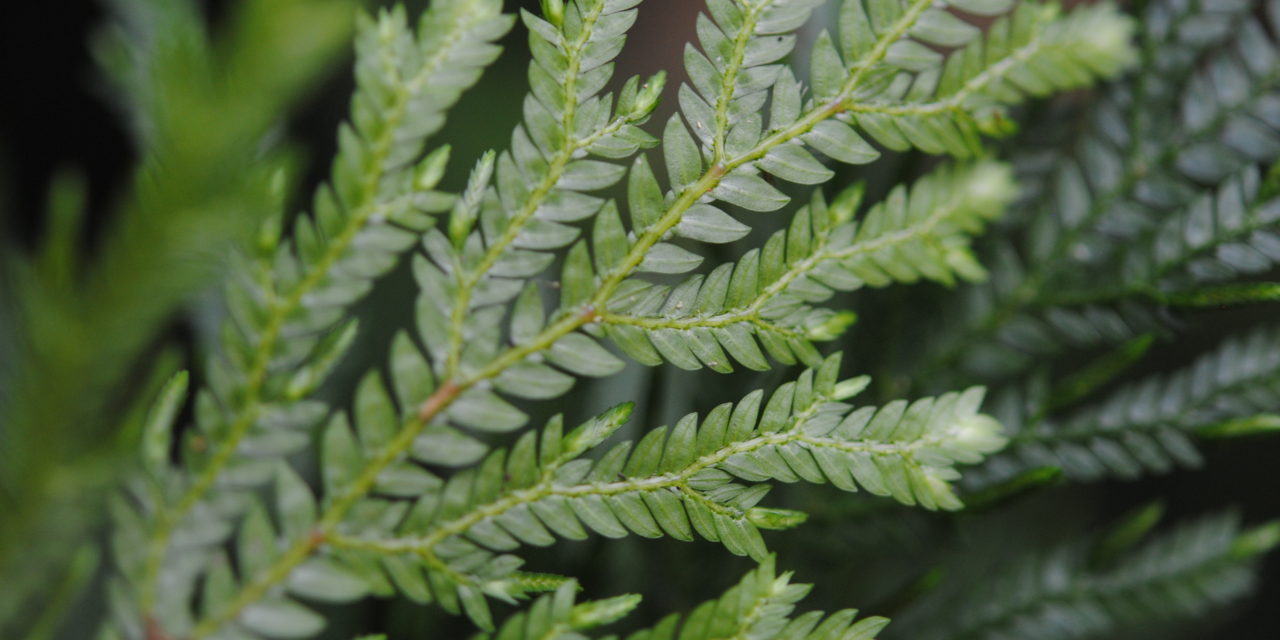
891 507 1280 640
900 0 1280 489
5 0 1280 639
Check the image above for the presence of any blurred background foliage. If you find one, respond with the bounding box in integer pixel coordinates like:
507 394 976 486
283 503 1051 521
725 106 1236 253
0 0 358 631
2 0 1279 638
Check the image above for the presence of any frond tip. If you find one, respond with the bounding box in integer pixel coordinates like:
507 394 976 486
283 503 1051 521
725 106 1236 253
480 558 890 640
626 557 889 640
831 1 1137 157
975 324 1280 486
476 581 642 640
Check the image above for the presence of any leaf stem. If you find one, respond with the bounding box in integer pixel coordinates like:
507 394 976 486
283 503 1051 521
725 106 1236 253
710 0 768 162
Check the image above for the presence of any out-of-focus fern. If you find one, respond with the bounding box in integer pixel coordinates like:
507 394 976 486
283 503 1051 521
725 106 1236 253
919 0 1280 385
0 0 356 635
891 511 1280 640
104 0 514 636
975 324 1280 486
889 0 1280 499
815 2 1280 636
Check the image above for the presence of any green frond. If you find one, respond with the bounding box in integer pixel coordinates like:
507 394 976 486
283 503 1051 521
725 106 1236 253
839 0 987 72
829 1 1134 158
900 511 1280 640
477 581 640 640
604 162 1017 372
268 356 1003 628
81 2 1232 639
919 242 1164 383
974 324 1280 485
374 0 1134 437
625 557 888 640
479 559 889 640
423 0 661 384
680 0 826 165
1118 165 1280 294
647 0 832 227
635 0 1130 263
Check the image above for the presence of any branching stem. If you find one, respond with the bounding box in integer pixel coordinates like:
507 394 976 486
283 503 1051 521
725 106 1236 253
188 2 1003 633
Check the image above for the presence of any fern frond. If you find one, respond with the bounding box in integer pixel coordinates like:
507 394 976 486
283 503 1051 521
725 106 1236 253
925 242 1164 382
635 0 1132 272
1141 0 1255 74
403 0 666 459
477 581 640 640
1118 165 1280 296
117 1 514 634
626 557 888 640
902 512 1280 640
435 0 1137 392
604 161 1017 372
830 1 1134 158
681 0 826 165
923 1 1280 381
975 324 1280 485
153 2 1128 636
218 355 1002 629
388 0 1119 481
428 0 662 383
1018 164 1280 308
480 558 888 640
839 0 986 73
